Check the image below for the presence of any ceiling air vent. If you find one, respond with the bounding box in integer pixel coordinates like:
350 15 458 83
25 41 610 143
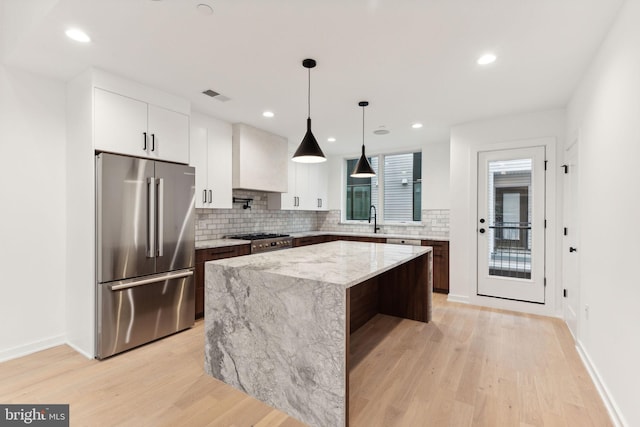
202 89 230 102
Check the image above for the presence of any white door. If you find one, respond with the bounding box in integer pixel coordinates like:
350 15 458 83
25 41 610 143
148 105 190 164
477 146 546 303
562 142 580 337
94 88 148 157
207 118 233 209
189 121 209 208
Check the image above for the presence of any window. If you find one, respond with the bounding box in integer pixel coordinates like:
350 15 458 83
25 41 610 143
345 157 378 220
345 152 421 223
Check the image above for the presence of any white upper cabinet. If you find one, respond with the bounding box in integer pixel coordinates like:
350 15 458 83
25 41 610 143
147 104 189 163
190 113 233 209
308 161 329 211
94 88 189 164
268 146 329 211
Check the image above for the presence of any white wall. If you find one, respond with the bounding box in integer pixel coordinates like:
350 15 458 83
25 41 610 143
422 141 450 209
566 1 640 425
327 140 451 211
449 109 564 316
0 64 67 361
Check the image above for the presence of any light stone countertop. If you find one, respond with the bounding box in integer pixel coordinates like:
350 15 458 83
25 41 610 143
289 230 449 241
195 239 250 250
207 240 431 289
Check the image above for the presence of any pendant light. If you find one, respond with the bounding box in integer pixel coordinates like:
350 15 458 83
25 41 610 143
350 101 376 177
292 58 326 163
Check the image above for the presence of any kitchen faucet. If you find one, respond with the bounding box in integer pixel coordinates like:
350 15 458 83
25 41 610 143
369 205 380 234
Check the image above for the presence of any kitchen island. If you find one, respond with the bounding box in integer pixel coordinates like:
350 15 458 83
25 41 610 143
204 240 432 427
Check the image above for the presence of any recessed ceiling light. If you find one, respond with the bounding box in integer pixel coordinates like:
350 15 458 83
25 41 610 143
327 137 336 142
65 28 91 43
262 111 274 118
411 123 423 129
196 4 213 15
477 53 497 65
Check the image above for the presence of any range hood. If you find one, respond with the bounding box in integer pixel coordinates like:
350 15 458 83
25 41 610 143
232 123 288 193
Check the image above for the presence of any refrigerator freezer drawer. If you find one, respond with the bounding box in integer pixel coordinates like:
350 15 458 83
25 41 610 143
97 269 195 359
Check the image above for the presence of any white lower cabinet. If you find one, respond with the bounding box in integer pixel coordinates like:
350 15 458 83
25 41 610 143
190 113 232 209
94 88 189 163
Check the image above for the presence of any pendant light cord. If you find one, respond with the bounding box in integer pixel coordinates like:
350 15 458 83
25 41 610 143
362 104 365 148
308 67 311 119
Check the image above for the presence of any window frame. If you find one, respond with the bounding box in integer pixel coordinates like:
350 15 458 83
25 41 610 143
342 150 423 226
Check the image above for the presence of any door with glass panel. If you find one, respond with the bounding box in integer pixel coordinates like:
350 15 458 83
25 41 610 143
477 146 546 303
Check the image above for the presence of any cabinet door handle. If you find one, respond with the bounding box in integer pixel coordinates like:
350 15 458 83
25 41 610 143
203 190 207 204
208 190 212 203
143 132 147 150
151 134 156 151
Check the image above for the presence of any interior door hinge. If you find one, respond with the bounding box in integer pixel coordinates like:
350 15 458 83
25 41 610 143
562 164 569 174
544 160 548 170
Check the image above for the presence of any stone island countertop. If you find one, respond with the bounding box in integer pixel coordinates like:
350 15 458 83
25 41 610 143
204 241 432 427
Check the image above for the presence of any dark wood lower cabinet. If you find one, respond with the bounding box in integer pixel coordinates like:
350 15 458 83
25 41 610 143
292 235 329 247
422 240 449 294
194 244 250 318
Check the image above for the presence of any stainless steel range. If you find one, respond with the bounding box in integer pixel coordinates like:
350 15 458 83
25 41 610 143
227 233 293 253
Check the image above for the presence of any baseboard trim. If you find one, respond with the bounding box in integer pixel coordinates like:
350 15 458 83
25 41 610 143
576 340 627 427
65 341 95 360
0 334 66 363
446 294 469 304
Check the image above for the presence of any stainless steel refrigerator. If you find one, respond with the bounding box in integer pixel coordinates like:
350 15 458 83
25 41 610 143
96 152 195 359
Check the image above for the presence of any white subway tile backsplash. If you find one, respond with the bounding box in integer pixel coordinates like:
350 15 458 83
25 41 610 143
195 189 450 241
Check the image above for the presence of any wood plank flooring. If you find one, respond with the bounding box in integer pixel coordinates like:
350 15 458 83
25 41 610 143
0 294 610 426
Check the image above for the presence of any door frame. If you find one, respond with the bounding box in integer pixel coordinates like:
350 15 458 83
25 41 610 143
562 136 580 339
467 136 559 316
477 146 546 303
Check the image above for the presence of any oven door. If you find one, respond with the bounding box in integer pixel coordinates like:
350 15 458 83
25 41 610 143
96 269 194 359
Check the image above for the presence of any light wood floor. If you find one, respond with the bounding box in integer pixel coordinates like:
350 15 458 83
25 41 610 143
0 294 610 426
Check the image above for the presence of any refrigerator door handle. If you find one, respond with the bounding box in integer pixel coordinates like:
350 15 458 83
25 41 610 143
157 178 164 257
108 269 194 291
147 177 156 258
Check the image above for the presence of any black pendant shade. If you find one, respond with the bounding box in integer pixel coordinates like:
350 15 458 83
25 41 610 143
292 117 325 162
292 58 326 163
351 101 376 178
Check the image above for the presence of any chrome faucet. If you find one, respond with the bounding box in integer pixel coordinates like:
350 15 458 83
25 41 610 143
369 205 380 233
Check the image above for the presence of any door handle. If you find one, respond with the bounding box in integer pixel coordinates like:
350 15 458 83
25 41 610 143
147 177 155 258
479 228 486 234
143 132 147 151
208 189 212 203
109 269 193 291
151 134 156 151
203 190 207 204
156 178 164 257
569 247 577 253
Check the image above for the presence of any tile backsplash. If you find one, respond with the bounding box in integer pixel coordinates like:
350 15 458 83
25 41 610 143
317 209 450 238
196 190 450 241
195 190 317 240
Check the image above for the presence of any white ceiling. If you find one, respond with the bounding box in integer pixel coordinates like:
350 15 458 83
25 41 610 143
1 0 625 156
